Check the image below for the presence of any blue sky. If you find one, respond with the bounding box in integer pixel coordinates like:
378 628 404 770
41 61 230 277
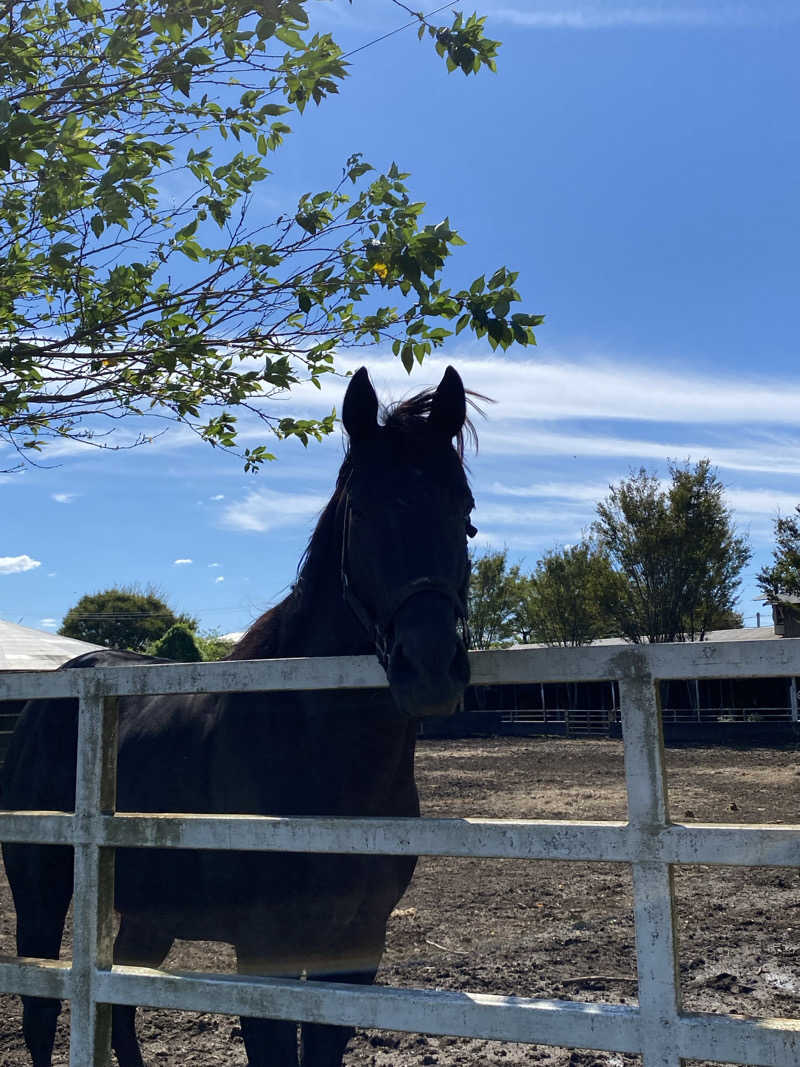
2 0 799 636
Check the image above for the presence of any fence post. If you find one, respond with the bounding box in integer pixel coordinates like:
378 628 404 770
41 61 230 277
70 683 118 1066
790 677 798 725
619 659 682 1067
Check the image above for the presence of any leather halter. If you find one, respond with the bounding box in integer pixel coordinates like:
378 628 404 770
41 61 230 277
340 491 471 670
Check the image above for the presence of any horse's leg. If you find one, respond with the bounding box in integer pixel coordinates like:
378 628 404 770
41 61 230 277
235 948 299 1067
299 961 379 1067
110 915 174 1067
299 865 412 1067
4 843 74 1067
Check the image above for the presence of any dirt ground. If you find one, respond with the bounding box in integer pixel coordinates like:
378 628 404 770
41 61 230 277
1 737 798 1067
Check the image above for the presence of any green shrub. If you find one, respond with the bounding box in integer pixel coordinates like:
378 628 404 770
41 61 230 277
195 630 236 661
149 624 203 662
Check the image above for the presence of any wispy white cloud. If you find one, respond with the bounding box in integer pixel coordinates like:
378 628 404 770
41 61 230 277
173 558 193 566
215 575 225 583
473 526 586 552
0 554 42 575
481 424 800 476
287 1 794 41
486 4 796 30
490 479 611 501
208 562 221 568
476 479 794 550
220 488 328 533
476 498 594 528
210 494 225 501
241 353 800 433
52 492 77 504
456 357 800 427
29 353 800 472
40 618 57 628
498 478 798 518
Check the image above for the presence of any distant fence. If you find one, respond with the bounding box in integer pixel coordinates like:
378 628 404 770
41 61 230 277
0 700 24 767
0 640 799 1066
454 670 799 741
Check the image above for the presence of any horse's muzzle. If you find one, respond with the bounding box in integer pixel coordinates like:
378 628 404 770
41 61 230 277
384 594 471 719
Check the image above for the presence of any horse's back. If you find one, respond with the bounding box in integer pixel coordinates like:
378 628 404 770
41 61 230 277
1 649 175 813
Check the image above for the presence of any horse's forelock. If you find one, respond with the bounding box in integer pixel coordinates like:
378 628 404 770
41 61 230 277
380 387 484 460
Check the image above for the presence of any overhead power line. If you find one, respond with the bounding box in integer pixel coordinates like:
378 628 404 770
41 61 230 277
341 1 458 60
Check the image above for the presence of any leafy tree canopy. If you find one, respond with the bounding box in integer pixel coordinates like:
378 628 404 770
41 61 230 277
518 541 621 647
0 0 542 471
60 584 197 650
468 548 523 649
756 507 800 603
593 460 751 643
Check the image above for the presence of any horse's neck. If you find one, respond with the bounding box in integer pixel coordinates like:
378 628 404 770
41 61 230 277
275 559 419 813
267 565 368 659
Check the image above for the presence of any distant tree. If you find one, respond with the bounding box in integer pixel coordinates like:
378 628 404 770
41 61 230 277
195 629 236 661
60 585 197 651
756 508 800 601
593 460 751 643
148 623 203 662
468 549 522 649
704 607 745 631
518 542 621 647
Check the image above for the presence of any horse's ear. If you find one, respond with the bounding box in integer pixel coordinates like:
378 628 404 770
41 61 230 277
429 365 466 439
342 367 379 441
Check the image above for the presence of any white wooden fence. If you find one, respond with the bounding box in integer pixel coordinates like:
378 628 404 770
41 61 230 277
0 640 798 1067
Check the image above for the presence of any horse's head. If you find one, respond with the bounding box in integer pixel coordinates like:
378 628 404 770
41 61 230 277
340 366 476 719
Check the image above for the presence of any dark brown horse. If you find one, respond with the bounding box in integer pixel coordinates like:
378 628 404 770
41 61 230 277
1 366 476 1067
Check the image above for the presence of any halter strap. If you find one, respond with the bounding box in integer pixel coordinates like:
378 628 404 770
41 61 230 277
340 493 470 670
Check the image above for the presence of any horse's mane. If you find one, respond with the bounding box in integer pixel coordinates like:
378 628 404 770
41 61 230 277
228 385 482 661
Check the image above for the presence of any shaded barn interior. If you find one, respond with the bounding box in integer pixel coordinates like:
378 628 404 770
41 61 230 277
423 675 799 743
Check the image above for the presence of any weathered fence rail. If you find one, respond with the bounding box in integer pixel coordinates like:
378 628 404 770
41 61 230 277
0 640 798 1067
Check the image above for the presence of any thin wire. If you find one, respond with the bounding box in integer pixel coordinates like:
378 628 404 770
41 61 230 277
340 0 457 60
59 608 242 620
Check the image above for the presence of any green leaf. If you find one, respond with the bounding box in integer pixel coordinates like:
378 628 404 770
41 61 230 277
70 152 100 169
275 25 305 49
176 219 198 240
49 242 78 258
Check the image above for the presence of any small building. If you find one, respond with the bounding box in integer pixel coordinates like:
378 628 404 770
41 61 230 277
768 595 800 638
0 619 104 765
0 618 104 671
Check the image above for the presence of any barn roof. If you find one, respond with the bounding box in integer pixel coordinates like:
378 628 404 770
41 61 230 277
511 626 779 651
0 619 104 671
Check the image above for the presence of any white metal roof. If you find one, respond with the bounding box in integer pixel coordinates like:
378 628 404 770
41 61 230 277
221 630 245 643
0 619 104 671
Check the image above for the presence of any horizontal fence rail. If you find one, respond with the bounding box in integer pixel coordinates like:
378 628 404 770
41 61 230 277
0 639 799 1067
3 636 800 701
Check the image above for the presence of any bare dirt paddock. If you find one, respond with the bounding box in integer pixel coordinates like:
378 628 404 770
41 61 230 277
1 737 798 1067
